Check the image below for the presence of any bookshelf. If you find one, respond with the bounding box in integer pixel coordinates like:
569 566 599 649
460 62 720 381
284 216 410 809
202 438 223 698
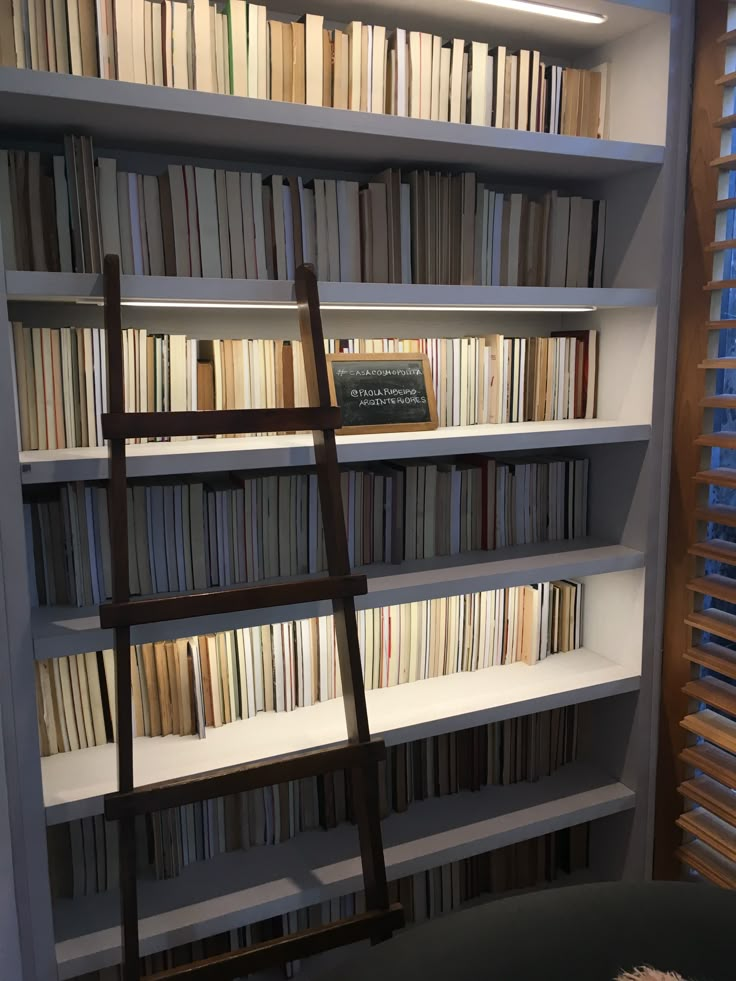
0 0 693 978
53 763 634 979
32 542 644 656
0 70 664 181
20 421 650 484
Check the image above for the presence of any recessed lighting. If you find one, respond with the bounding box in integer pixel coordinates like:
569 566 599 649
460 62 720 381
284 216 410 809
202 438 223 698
467 0 607 25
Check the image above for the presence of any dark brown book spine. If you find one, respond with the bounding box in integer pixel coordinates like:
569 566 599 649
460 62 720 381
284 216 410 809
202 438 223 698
158 173 177 276
282 341 295 408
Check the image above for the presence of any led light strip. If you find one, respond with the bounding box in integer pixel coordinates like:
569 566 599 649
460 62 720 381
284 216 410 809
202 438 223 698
113 300 596 312
467 0 606 25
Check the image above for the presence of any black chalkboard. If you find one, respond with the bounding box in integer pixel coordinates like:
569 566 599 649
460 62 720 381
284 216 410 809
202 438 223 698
326 354 439 434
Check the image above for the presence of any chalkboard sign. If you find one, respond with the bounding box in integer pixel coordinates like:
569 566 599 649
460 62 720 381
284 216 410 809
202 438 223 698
326 353 439 435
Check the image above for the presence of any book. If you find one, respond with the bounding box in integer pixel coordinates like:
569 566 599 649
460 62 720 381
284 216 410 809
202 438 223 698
5 147 606 288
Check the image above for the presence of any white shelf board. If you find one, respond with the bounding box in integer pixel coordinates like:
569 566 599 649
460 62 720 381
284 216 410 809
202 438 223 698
4 271 659 308
0 69 664 181
52 761 636 978
19 420 651 485
43 648 640 824
32 540 645 661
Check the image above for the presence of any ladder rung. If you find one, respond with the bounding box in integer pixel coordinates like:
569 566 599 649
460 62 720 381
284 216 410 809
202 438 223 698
687 574 736 605
718 28 736 45
106 739 386 820
685 608 736 644
689 538 736 566
677 842 736 888
715 197 736 211
684 642 736 681
147 905 405 981
99 574 367 629
683 677 736 717
101 407 342 440
680 744 736 791
716 70 736 87
704 320 736 330
694 469 736 489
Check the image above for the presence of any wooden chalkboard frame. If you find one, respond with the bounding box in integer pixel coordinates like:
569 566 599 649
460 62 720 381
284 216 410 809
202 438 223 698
326 353 439 435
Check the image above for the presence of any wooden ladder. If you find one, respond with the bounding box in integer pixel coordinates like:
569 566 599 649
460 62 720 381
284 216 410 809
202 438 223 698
100 255 403 980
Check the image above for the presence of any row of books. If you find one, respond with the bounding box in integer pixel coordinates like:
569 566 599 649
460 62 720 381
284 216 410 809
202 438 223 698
58 828 590 979
34 583 583 755
26 458 589 607
11 325 600 452
1 144 606 287
0 0 607 137
47 707 578 893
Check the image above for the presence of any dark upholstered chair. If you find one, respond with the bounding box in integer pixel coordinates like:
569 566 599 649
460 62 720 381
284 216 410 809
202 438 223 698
321 882 736 981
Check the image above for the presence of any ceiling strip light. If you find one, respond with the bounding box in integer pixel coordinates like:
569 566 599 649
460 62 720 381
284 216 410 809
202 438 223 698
115 300 596 313
467 0 606 25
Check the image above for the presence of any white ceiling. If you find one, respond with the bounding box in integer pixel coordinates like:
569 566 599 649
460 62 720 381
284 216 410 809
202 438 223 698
279 0 668 58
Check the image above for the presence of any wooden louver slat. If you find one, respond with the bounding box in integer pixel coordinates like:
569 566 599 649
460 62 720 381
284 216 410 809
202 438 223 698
684 641 736 680
677 841 736 888
717 27 736 44
706 238 736 251
699 394 736 407
680 743 736 791
694 504 736 526
695 504 736 527
716 113 736 127
683 676 736 716
677 808 736 863
684 607 736 642
681 710 736 755
678 776 736 827
687 574 736 604
714 196 736 211
710 153 736 169
715 70 736 86
704 319 736 329
697 355 736 365
688 538 736 566
694 468 736 489
696 432 736 449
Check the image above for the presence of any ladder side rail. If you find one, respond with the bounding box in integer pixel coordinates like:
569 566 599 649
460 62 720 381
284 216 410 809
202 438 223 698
104 254 142 981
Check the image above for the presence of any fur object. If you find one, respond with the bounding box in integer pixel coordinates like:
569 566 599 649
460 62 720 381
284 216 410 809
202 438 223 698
617 971 687 981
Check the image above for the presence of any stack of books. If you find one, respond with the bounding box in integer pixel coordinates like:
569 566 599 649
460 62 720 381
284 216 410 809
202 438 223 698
52 828 589 979
47 706 578 893
1 2 607 138
1 144 606 285
34 580 584 755
11 324 600 451
25 458 588 606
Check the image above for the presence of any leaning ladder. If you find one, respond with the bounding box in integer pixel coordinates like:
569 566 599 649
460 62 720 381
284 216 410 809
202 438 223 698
100 255 403 980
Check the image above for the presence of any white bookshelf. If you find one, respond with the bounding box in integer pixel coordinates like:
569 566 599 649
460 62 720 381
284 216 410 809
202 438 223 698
20 421 651 484
0 68 664 183
52 762 635 979
43 650 640 824
5 271 659 308
0 0 693 977
31 541 644 658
